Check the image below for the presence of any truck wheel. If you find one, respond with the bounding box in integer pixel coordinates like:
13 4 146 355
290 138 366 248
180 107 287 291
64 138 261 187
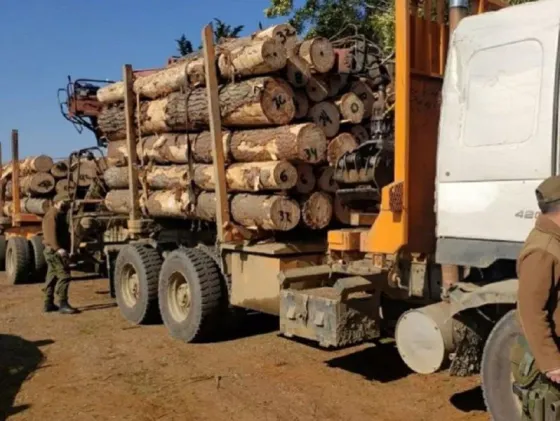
114 244 162 324
158 248 225 343
6 237 32 285
481 310 522 421
0 235 6 271
29 235 46 282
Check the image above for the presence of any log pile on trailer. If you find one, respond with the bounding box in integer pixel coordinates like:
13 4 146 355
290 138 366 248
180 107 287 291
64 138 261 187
96 22 392 235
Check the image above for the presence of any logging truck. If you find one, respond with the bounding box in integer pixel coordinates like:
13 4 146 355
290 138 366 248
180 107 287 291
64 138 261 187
55 0 559 419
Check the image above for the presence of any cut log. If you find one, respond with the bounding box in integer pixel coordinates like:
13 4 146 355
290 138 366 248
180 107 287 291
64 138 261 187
334 194 351 225
335 93 365 123
107 140 128 166
350 80 375 118
98 77 296 140
327 74 347 98
327 133 359 165
305 76 329 102
316 166 339 193
286 56 310 88
230 194 300 231
97 81 125 104
346 124 370 144
218 39 287 80
251 24 298 51
71 165 97 187
293 90 309 120
103 167 129 189
299 192 333 230
22 155 54 174
106 189 194 219
51 160 69 178
146 165 190 190
55 178 74 195
20 173 56 196
194 161 298 192
229 123 327 164
0 198 50 216
308 102 340 138
293 164 316 194
298 38 335 73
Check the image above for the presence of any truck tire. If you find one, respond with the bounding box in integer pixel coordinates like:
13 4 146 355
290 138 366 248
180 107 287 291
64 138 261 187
158 248 225 343
0 235 7 271
29 235 47 282
6 237 32 285
114 244 162 325
481 310 522 421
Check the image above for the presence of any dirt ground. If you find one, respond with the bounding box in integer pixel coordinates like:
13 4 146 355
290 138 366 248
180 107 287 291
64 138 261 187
0 274 490 421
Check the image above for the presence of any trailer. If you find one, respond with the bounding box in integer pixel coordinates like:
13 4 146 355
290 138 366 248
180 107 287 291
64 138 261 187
66 0 557 419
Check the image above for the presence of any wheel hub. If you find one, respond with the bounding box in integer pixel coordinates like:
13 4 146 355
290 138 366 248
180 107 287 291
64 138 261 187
168 272 191 322
120 264 140 307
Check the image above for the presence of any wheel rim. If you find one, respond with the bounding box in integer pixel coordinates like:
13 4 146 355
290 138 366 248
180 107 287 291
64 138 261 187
167 271 191 322
120 263 140 308
6 246 13 276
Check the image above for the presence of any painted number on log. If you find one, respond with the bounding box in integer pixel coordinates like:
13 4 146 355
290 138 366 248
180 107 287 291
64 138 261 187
515 210 540 219
279 211 292 223
319 110 332 126
304 148 318 162
277 28 297 45
280 171 289 182
273 95 287 109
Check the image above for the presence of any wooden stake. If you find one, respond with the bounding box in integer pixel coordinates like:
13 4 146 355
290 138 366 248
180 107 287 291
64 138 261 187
123 64 141 233
203 23 230 243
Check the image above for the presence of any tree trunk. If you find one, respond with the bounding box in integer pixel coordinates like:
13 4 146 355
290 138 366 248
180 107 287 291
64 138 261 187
308 102 340 138
55 178 73 195
293 90 309 120
218 39 287 80
18 173 56 196
327 74 347 98
343 124 369 144
298 38 335 73
107 140 128 166
223 24 298 52
103 167 130 189
350 80 375 118
194 161 298 191
327 133 359 165
0 198 51 216
334 194 351 225
231 194 300 231
293 164 316 194
286 55 310 88
98 77 295 140
299 192 333 230
336 93 365 124
229 123 327 164
71 166 96 187
51 160 69 178
146 165 190 190
97 81 125 104
316 166 339 193
22 155 54 174
305 76 329 102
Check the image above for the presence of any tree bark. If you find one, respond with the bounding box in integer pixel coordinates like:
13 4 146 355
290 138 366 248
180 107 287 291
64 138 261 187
316 166 339 193
218 39 287 80
19 173 56 196
286 55 310 88
293 164 316 194
327 133 359 165
231 194 300 231
98 77 295 140
71 166 97 187
336 93 365 124
305 75 329 102
22 155 54 174
293 90 309 120
222 24 298 52
298 38 335 73
194 161 298 191
308 102 340 138
350 80 375 118
229 123 327 164
299 192 333 230
97 81 126 104
51 160 69 178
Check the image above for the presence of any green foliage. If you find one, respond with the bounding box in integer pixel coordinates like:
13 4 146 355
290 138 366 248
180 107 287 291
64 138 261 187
213 18 244 42
176 34 194 56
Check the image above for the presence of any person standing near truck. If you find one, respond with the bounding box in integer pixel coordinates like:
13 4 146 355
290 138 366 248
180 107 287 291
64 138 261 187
512 175 560 420
42 197 80 314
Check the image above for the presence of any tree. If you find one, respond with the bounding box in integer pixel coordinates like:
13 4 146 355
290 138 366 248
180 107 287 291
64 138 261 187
176 34 194 56
213 18 244 42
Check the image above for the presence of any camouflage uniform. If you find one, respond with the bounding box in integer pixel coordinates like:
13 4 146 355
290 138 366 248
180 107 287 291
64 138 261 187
42 247 70 303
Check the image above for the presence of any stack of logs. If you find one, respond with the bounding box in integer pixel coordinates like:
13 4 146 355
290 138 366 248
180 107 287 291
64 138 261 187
1 156 104 218
97 23 382 233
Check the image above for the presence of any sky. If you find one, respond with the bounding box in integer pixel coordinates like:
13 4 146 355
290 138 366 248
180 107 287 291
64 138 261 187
0 0 303 160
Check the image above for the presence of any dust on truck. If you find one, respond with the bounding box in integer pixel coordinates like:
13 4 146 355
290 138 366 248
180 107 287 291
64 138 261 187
70 0 551 419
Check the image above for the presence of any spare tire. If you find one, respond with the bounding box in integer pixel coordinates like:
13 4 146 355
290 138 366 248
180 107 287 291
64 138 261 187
481 310 522 421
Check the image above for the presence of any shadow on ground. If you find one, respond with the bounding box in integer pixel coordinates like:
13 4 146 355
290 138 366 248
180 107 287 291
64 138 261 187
0 335 53 420
325 341 412 383
214 312 278 342
450 385 486 412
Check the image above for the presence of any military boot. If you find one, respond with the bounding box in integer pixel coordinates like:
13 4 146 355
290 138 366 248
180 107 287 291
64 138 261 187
43 298 59 313
58 299 80 315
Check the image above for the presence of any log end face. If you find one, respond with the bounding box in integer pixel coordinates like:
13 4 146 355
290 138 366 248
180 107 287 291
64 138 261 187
294 164 316 194
293 90 309 120
261 79 296 125
305 76 329 103
269 196 301 231
308 102 340 139
274 161 299 190
341 93 365 124
305 37 335 73
301 191 333 230
294 123 327 164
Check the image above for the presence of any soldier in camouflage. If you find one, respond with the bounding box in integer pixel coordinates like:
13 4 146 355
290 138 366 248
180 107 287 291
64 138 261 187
512 175 560 420
42 197 80 314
